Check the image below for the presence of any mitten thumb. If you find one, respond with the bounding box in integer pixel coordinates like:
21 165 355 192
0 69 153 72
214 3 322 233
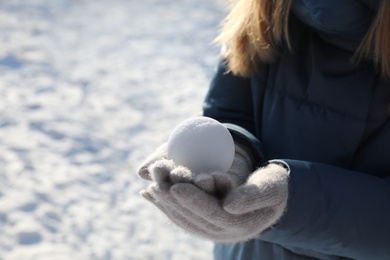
223 162 289 214
138 143 168 181
226 143 256 187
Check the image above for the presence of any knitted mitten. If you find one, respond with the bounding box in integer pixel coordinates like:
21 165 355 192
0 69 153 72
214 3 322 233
138 143 254 197
140 162 289 242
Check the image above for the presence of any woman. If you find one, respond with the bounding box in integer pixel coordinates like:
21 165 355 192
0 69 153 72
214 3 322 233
138 0 390 259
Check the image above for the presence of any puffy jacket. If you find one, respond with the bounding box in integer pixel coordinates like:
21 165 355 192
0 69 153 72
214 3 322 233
203 0 390 259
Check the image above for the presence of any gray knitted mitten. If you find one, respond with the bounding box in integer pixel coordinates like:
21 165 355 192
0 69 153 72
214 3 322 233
140 162 289 242
138 143 253 197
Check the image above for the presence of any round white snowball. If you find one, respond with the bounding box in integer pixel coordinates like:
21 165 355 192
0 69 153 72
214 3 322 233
167 117 235 173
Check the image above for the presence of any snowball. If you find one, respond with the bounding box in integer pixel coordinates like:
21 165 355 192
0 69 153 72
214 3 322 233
167 117 235 173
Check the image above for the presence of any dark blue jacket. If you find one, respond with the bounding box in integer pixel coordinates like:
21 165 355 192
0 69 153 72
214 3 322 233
203 1 390 259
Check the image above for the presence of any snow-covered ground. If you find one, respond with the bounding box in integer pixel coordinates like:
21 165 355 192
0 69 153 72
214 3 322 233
0 0 225 259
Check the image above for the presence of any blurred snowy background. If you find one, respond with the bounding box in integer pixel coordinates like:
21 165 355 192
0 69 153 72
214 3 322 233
0 0 225 259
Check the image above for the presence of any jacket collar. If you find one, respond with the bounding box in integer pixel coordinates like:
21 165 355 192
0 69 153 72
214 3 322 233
291 0 379 50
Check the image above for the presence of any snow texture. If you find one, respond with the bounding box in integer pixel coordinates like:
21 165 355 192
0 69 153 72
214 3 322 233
0 0 225 259
167 117 235 173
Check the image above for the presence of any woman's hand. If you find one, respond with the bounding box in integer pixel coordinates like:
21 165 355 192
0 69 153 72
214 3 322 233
139 162 289 242
138 143 254 197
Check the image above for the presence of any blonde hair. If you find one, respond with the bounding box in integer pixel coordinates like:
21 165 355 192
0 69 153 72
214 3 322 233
354 0 390 78
217 0 390 78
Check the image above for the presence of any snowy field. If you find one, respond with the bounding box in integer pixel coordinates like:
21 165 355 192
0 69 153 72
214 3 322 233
0 0 226 259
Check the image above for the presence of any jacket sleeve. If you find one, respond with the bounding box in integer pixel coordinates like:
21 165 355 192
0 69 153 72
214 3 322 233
260 159 390 260
217 123 390 259
203 59 390 258
202 59 256 134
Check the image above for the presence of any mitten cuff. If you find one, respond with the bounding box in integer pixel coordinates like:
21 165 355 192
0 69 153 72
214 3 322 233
223 123 265 169
263 159 291 174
